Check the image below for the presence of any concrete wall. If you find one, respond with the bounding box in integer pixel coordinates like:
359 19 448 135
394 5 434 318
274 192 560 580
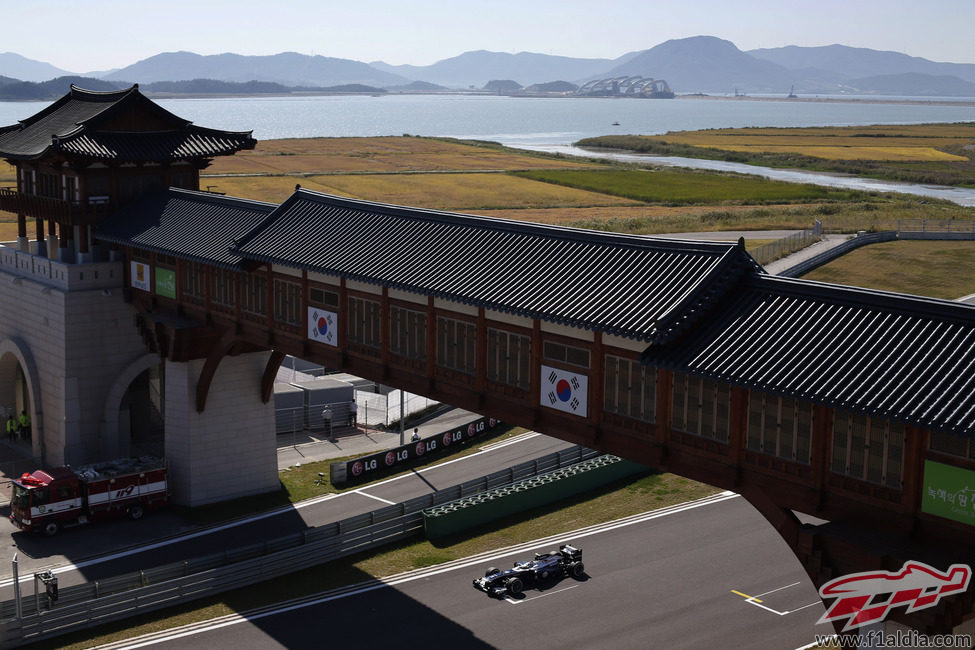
0 246 147 465
164 351 278 506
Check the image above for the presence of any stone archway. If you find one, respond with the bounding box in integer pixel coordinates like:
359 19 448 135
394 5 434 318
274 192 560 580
101 353 163 459
0 337 43 459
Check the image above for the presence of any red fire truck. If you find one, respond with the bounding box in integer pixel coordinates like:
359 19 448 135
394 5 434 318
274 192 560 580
9 456 168 536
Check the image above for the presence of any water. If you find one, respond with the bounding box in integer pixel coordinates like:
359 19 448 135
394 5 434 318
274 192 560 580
3 93 975 203
4 94 971 146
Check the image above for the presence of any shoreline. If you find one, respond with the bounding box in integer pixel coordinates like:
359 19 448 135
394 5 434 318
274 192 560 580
3 90 974 108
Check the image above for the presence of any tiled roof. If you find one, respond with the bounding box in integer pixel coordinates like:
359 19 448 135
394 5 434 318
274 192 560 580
95 188 276 269
232 189 763 341
643 275 975 436
0 85 255 161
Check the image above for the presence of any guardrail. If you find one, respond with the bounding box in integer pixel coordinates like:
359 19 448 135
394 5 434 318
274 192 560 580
777 231 897 278
896 219 975 233
0 445 601 647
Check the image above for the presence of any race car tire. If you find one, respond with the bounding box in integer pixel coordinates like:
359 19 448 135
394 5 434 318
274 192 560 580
570 562 585 578
485 567 499 577
505 577 523 595
43 521 60 537
129 504 145 520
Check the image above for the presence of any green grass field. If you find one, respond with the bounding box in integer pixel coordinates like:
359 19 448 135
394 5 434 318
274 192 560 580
512 168 869 205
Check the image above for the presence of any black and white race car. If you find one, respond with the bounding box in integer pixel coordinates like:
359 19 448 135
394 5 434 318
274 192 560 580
473 544 584 597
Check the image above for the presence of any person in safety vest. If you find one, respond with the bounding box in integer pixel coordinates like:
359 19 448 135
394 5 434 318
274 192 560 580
5 415 15 441
18 410 30 440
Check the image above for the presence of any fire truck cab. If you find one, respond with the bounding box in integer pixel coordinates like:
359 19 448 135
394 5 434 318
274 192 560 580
10 457 168 536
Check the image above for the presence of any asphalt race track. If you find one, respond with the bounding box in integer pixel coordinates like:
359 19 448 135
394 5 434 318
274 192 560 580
0 432 573 598
105 494 831 649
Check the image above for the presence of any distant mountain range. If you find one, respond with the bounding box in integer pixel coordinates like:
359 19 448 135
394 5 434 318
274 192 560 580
4 36 975 98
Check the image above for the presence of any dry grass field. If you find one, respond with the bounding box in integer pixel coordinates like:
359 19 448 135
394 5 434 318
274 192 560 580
640 123 975 161
802 240 975 299
206 136 597 175
213 171 640 209
706 145 965 161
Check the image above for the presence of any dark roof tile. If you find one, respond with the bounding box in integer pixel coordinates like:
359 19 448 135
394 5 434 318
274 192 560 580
0 85 255 161
232 189 762 341
644 275 975 436
95 188 275 269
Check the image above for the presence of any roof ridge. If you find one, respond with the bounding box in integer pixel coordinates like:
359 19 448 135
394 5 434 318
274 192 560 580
166 186 277 209
749 274 975 324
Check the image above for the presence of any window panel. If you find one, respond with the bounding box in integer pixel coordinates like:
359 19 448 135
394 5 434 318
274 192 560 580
437 317 475 374
747 392 764 452
886 421 905 488
779 398 795 461
831 413 849 475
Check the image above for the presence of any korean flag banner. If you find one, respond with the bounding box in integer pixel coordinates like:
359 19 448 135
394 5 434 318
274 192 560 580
308 307 338 347
541 364 588 417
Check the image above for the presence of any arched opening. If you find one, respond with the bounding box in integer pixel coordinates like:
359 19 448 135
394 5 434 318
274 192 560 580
0 339 41 460
102 354 164 459
0 354 33 449
120 364 165 457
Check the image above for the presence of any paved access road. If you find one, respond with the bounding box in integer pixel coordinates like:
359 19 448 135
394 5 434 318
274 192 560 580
106 494 831 649
0 432 573 599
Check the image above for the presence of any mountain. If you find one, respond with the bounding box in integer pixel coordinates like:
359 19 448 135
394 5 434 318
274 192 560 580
599 36 795 94
0 52 74 82
0 76 124 100
102 51 409 87
840 72 975 97
371 50 621 88
748 44 975 84
4 41 975 98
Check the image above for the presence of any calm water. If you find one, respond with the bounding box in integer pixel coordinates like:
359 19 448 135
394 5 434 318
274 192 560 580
3 93 972 146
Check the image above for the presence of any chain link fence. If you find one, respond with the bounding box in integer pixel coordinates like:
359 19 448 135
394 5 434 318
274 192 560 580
751 220 823 266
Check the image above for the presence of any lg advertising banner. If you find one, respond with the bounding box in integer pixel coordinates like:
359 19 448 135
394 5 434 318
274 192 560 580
131 261 150 291
540 364 588 417
308 307 338 347
921 459 975 527
330 416 501 486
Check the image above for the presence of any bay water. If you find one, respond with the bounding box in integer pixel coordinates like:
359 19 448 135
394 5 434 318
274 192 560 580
3 93 972 146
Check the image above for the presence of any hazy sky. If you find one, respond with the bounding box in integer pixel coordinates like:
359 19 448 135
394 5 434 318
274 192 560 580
6 0 975 72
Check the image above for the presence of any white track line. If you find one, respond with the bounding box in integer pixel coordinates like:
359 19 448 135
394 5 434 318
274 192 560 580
91 491 739 649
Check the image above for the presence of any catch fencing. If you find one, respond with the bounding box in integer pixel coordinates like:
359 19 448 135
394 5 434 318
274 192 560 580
750 220 822 266
0 445 600 647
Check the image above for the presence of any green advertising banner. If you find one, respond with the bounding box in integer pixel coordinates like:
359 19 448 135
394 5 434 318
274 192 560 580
155 267 176 299
921 460 975 527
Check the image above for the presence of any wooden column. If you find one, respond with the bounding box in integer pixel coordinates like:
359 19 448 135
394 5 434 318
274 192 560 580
475 308 487 399
590 332 604 429
728 386 749 466
810 403 832 511
901 425 927 515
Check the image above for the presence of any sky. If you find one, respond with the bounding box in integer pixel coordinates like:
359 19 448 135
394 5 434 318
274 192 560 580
5 0 975 73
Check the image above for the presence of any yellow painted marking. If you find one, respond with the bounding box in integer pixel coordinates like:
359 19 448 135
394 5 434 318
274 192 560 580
731 589 763 603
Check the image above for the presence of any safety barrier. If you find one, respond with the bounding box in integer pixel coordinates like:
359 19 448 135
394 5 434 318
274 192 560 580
423 455 648 539
778 231 897 278
0 445 601 647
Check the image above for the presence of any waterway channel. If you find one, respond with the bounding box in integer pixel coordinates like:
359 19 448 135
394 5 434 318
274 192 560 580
518 144 975 207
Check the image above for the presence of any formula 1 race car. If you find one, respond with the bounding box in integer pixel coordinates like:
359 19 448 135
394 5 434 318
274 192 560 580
473 544 584 597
